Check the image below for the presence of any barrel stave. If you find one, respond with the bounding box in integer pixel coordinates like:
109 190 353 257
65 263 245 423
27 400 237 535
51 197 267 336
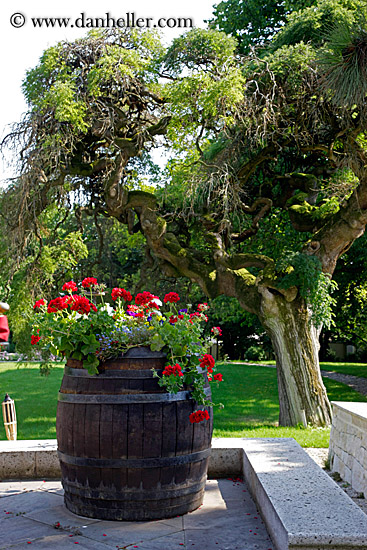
57 350 212 520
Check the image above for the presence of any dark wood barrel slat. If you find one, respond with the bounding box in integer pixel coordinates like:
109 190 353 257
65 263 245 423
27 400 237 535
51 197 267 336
85 404 101 489
111 404 128 491
127 403 144 489
66 403 75 456
73 403 87 488
174 399 193 486
142 403 162 490
99 405 114 489
56 347 212 521
160 401 178 487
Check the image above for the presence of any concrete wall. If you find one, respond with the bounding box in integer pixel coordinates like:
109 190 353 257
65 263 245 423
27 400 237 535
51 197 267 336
329 401 367 497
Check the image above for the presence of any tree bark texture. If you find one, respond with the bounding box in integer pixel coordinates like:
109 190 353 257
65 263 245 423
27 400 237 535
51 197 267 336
259 286 332 427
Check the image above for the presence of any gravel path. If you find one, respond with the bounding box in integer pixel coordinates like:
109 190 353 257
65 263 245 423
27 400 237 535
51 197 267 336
320 370 367 396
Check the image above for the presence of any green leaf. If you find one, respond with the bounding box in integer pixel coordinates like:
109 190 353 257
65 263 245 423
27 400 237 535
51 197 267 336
150 334 165 351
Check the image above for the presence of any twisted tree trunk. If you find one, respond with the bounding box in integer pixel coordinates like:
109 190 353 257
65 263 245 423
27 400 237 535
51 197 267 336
259 287 332 426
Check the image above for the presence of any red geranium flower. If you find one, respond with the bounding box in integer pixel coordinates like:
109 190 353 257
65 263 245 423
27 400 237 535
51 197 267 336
81 277 98 289
62 281 78 293
111 288 132 302
31 335 41 345
197 303 209 311
213 373 223 382
189 312 200 320
189 410 210 423
199 353 215 373
169 315 178 324
162 363 183 377
70 295 92 315
47 296 71 313
164 292 180 304
135 291 155 306
211 326 222 337
147 298 160 309
33 299 46 311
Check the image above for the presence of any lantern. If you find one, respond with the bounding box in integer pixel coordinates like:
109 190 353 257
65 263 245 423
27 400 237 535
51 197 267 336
2 394 17 441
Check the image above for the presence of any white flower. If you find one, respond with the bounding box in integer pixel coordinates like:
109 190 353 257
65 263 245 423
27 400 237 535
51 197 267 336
101 304 114 316
150 297 162 307
74 312 89 320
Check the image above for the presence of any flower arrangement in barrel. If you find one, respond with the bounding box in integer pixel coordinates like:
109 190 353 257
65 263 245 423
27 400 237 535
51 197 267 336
31 278 223 422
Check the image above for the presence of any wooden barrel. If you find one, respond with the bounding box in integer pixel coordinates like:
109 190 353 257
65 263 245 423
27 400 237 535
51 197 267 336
56 347 213 521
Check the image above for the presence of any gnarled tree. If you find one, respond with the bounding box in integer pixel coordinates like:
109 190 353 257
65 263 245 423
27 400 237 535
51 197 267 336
2 2 367 426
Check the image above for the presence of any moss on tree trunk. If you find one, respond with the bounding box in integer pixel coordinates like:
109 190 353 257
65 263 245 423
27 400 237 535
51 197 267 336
259 286 332 427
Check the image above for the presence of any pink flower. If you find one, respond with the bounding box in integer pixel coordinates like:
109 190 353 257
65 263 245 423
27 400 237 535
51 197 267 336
211 326 222 337
163 292 180 304
189 312 208 322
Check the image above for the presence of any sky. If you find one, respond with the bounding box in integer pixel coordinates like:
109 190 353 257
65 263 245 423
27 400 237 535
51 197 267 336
0 0 216 184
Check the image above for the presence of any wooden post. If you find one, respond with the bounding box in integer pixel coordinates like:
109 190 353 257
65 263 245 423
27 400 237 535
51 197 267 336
2 394 17 441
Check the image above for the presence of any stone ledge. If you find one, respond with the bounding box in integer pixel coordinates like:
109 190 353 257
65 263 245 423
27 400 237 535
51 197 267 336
242 438 367 549
329 401 367 497
0 440 60 479
330 401 367 422
1 438 367 549
0 438 241 480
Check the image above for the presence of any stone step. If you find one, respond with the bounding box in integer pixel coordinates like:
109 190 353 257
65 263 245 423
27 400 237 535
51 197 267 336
241 438 367 550
1 438 367 549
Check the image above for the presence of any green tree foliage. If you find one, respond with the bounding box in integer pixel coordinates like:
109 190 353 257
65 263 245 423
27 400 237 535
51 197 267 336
331 232 367 354
209 0 359 54
208 0 315 53
5 230 88 355
4 1 367 426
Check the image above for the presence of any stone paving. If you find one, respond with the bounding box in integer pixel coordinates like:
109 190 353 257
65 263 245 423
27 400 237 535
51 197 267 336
0 478 275 550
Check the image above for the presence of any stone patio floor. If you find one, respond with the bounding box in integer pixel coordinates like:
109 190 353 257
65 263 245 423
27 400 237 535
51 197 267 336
0 478 274 550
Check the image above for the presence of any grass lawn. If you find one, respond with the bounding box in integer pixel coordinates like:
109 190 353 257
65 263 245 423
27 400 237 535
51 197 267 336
0 361 366 447
0 363 64 441
233 359 367 378
211 362 367 447
230 361 367 378
320 362 367 378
